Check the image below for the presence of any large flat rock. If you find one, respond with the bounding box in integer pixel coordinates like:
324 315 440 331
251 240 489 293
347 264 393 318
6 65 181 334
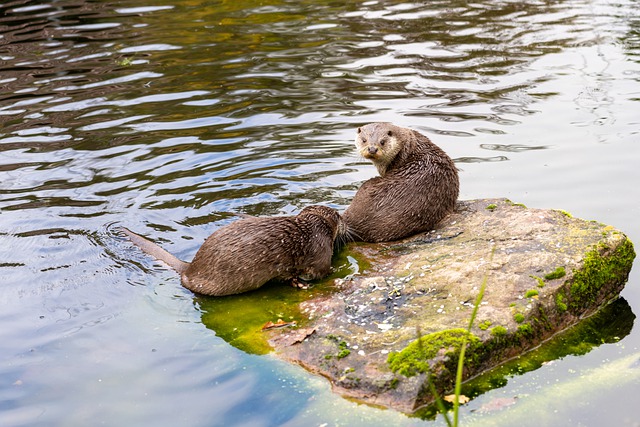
266 198 635 413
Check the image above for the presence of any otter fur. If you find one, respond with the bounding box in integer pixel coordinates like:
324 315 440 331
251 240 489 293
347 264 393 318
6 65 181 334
343 122 459 242
123 205 345 296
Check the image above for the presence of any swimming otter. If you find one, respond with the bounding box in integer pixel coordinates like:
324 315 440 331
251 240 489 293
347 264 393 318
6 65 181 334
123 205 345 296
343 123 459 242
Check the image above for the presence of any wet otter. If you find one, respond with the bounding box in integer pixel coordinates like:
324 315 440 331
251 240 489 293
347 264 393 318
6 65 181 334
343 122 459 242
123 205 345 296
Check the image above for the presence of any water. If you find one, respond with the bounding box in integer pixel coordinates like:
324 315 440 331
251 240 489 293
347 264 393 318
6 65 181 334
1 0 639 425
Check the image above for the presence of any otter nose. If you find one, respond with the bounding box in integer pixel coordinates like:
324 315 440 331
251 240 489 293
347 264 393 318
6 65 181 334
368 146 378 155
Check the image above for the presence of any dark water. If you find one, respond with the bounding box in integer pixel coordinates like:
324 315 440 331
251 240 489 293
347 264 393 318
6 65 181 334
1 0 640 425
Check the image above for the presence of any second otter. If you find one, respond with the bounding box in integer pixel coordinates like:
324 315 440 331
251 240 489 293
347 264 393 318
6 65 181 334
124 205 344 296
343 123 459 242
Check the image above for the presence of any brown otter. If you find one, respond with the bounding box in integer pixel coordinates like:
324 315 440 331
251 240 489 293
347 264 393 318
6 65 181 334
342 123 459 242
123 205 345 296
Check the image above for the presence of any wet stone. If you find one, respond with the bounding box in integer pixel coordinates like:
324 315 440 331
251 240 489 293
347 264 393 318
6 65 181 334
265 199 636 414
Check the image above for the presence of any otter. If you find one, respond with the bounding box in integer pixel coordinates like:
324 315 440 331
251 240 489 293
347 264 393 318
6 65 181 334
342 122 459 242
123 205 345 296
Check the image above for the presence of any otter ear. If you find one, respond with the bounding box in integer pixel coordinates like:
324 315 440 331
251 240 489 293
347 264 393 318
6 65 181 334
387 130 393 136
357 127 362 134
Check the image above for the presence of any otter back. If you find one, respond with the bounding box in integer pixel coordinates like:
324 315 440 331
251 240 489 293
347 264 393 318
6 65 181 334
123 205 343 296
343 123 459 242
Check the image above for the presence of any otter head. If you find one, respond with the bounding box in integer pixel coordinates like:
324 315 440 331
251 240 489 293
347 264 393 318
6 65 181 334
298 205 344 239
298 205 344 240
355 123 403 176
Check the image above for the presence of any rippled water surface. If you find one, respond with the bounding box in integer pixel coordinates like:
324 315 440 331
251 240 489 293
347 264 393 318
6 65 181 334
2 0 640 426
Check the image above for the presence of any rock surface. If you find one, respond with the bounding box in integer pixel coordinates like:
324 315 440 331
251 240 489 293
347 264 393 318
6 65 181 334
266 198 636 413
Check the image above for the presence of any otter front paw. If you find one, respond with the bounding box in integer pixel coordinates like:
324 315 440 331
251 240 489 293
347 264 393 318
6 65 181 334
291 277 311 289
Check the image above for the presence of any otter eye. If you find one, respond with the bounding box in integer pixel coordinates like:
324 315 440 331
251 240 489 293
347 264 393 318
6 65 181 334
387 130 393 136
380 139 386 146
361 139 367 144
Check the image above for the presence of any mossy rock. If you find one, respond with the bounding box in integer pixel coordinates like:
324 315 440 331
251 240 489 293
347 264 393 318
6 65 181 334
387 329 480 377
266 199 635 414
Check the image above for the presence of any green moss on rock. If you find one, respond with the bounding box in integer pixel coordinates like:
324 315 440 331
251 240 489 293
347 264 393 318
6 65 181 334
337 348 351 359
530 275 545 288
524 289 539 298
505 199 527 208
517 323 533 335
569 239 635 311
324 335 352 359
556 292 568 313
490 326 507 337
478 320 492 330
544 267 566 280
558 210 573 218
387 329 480 377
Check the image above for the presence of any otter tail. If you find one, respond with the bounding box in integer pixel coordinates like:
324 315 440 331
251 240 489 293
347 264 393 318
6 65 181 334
122 227 189 275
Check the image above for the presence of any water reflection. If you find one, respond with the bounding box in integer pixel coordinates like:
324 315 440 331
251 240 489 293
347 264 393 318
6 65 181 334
0 0 612 222
480 143 548 152
410 297 635 420
0 1 145 129
466 297 635 392
456 155 509 164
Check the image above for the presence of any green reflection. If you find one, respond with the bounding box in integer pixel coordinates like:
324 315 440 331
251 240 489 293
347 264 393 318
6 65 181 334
412 297 635 419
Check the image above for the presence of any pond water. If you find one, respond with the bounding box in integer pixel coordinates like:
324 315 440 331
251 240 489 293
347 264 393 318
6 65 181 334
1 0 640 426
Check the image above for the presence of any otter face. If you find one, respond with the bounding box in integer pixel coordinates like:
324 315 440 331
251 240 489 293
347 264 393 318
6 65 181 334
355 123 402 175
356 126 389 160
